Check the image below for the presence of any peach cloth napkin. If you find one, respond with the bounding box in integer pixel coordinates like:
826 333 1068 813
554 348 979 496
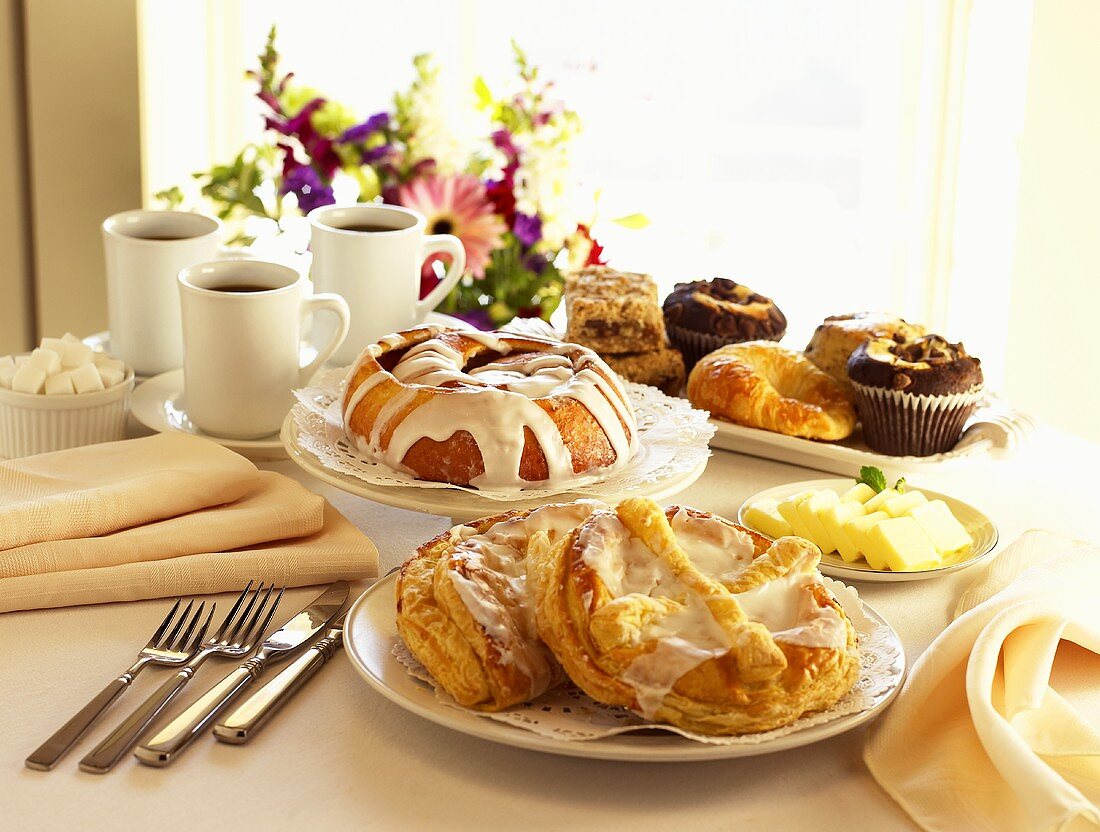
0 433 377 612
865 530 1100 832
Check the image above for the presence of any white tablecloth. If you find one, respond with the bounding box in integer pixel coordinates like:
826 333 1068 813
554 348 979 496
4 425 1098 831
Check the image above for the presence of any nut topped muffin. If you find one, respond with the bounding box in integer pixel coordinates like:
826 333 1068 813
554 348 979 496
662 278 787 370
804 312 927 393
847 335 983 456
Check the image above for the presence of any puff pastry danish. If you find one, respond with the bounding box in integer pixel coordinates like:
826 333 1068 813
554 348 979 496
396 500 605 710
528 498 860 734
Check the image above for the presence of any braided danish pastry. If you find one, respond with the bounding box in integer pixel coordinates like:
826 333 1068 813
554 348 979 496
528 498 860 734
396 500 605 710
342 327 638 489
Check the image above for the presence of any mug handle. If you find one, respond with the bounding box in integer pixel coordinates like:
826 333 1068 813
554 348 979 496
299 293 351 383
416 234 467 315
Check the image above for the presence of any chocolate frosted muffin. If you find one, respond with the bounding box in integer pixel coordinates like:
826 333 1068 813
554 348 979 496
847 335 983 456
662 279 787 370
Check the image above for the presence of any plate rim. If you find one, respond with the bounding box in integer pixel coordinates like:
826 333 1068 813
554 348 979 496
131 369 286 451
342 572 906 762
737 477 999 582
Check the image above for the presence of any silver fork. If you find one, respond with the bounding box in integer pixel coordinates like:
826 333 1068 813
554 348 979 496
79 581 282 773
25 598 208 771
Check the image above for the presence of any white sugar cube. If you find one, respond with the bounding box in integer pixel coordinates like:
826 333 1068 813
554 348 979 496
62 332 82 344
14 355 28 366
40 337 67 358
61 341 93 368
69 362 105 393
0 365 15 389
0 355 14 371
12 365 46 394
97 367 124 388
95 358 127 375
27 348 61 375
44 371 75 395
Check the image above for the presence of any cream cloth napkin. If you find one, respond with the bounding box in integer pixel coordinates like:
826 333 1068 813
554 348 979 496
865 530 1100 832
0 433 378 612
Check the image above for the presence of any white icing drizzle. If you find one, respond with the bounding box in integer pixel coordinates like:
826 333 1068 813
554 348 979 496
341 329 639 489
576 510 848 718
444 501 607 699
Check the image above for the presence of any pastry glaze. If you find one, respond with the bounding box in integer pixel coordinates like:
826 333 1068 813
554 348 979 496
396 501 606 710
687 341 857 441
342 327 638 489
528 498 861 735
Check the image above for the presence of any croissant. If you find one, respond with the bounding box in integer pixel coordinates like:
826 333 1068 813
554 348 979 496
528 498 861 735
396 500 606 710
342 326 638 489
687 341 856 441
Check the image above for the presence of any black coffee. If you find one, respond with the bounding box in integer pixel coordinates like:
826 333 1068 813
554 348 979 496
128 233 199 241
337 223 402 233
214 284 272 293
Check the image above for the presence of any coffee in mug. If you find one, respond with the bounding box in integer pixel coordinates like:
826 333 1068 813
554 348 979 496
178 260 350 439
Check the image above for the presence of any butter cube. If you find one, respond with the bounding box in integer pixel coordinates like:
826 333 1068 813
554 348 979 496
14 355 28 366
841 483 876 504
864 488 901 513
845 511 890 568
62 332 82 344
44 371 75 395
69 362 105 393
865 517 941 571
744 500 793 539
799 489 840 553
909 500 972 555
97 367 125 388
777 491 817 540
95 357 127 375
27 348 61 375
40 337 67 357
12 365 46 394
820 502 866 562
883 490 928 517
61 341 94 368
0 364 15 389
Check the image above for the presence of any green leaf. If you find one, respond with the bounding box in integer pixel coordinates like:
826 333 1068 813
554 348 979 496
611 213 650 230
856 466 888 493
473 75 493 110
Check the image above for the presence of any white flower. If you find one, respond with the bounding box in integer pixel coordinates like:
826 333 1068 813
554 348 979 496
513 115 578 250
402 60 468 175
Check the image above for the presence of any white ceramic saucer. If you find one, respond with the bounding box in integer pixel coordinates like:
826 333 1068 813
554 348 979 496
130 370 287 461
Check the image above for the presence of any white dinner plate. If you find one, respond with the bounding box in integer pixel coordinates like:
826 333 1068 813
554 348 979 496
131 369 287 461
738 478 999 583
280 416 708 522
343 573 905 762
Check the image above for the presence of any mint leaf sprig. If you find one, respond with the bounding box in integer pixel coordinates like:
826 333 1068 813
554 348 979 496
856 466 907 493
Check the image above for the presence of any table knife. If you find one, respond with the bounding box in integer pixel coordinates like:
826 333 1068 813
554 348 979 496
134 581 348 767
212 614 345 744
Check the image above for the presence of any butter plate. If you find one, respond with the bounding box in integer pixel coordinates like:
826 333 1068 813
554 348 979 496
738 478 999 583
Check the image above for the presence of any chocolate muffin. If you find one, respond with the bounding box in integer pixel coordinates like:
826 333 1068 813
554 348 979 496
662 279 787 370
847 335 983 456
804 312 927 394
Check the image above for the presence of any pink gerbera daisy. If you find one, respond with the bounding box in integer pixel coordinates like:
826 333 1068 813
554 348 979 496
396 174 506 279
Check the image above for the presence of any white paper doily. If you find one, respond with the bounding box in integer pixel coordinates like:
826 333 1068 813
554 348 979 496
391 577 903 746
291 368 714 501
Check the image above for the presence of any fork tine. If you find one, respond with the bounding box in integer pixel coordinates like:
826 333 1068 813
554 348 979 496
241 584 282 647
171 601 206 653
147 598 182 647
160 599 194 649
233 583 274 647
223 582 264 646
214 580 254 640
190 603 216 651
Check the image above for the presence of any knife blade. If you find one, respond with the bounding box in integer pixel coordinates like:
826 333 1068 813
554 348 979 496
134 581 349 767
212 614 346 744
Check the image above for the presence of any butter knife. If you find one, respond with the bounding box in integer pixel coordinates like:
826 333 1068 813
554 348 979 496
134 581 348 767
212 614 346 744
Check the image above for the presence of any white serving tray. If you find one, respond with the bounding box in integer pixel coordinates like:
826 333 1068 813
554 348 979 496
708 394 1036 478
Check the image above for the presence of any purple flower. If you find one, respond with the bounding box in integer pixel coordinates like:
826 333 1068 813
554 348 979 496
523 251 549 274
361 143 394 164
281 165 334 213
340 111 389 144
265 97 326 137
512 212 542 248
491 129 520 163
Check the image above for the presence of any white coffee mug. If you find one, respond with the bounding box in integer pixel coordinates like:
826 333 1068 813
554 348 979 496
308 204 466 365
178 260 350 439
102 210 222 376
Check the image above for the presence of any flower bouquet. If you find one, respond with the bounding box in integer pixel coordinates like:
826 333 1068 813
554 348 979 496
160 27 644 328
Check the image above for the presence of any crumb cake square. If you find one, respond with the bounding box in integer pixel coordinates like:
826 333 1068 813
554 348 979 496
564 266 665 354
564 265 659 303
604 346 686 395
